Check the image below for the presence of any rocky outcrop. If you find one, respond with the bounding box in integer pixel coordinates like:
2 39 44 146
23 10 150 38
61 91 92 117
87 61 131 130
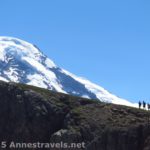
0 81 149 150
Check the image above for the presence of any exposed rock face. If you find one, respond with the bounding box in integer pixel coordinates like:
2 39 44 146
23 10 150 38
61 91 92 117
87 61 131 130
0 81 149 150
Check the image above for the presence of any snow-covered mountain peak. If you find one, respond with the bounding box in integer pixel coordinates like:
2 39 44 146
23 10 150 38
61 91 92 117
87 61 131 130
0 36 137 107
0 36 56 68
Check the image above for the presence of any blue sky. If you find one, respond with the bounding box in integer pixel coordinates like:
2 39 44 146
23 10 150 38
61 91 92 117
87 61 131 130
0 0 150 102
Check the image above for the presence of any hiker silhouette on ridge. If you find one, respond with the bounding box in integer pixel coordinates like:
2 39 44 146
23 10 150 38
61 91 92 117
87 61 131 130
143 101 146 109
148 103 150 110
139 101 141 109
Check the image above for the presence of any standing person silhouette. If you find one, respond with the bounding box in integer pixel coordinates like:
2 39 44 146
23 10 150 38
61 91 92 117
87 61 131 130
139 101 141 109
143 101 146 109
148 103 150 110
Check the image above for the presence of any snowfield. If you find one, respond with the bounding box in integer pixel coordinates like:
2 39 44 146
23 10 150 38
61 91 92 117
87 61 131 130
0 36 137 107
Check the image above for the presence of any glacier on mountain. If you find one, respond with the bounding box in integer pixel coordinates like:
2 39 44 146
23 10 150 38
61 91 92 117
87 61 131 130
0 36 137 107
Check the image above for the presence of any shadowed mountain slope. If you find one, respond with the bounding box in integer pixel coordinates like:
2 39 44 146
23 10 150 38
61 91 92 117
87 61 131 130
0 36 136 107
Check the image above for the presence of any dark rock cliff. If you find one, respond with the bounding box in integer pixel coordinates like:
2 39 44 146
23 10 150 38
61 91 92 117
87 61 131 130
0 81 149 150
